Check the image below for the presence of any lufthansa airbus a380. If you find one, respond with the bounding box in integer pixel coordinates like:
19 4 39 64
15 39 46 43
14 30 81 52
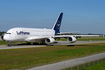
1 13 99 46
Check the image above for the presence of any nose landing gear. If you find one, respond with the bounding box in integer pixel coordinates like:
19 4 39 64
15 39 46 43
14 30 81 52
7 41 11 46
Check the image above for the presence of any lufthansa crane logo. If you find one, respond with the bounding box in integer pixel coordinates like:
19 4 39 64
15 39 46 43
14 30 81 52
57 21 60 30
57 24 60 27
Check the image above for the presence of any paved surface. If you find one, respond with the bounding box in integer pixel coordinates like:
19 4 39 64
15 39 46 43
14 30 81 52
0 36 2 40
28 52 105 70
0 41 105 50
0 45 46 50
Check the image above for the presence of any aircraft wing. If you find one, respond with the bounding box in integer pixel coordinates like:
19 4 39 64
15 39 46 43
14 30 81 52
25 35 99 42
54 34 100 43
73 35 100 37
54 35 72 38
57 32 78 35
54 35 99 38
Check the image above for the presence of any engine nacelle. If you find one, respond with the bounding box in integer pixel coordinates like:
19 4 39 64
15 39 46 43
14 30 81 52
67 36 77 43
45 37 55 45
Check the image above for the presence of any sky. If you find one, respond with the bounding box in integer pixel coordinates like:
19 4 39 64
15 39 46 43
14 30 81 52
0 0 105 34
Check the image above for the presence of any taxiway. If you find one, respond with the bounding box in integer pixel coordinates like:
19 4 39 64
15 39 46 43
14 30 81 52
0 41 105 50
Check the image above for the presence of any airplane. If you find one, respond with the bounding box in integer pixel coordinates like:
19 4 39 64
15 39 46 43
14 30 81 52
1 13 99 46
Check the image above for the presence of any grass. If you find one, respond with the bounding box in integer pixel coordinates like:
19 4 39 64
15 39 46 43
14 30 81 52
83 61 105 70
0 41 26 45
0 43 105 69
0 41 8 45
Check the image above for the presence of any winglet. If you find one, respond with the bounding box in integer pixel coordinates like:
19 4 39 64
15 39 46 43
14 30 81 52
52 13 63 35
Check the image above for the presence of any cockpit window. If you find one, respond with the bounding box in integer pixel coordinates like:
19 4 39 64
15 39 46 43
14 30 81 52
6 33 11 34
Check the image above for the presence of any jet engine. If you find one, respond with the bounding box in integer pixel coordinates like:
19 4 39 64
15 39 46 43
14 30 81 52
67 36 77 43
45 37 55 45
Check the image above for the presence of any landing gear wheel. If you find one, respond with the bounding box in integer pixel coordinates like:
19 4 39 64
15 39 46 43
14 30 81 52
7 41 11 46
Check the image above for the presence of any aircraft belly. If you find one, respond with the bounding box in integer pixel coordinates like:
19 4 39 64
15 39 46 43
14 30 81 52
28 39 44 42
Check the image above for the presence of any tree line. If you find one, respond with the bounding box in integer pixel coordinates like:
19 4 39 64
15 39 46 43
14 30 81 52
0 31 6 36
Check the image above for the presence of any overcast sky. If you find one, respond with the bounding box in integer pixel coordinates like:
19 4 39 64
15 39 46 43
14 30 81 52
0 0 105 34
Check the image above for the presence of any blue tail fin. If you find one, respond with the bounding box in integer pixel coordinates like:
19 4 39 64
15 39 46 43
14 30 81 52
52 13 63 35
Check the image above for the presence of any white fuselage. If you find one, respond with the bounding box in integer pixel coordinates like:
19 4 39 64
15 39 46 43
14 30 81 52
4 27 55 42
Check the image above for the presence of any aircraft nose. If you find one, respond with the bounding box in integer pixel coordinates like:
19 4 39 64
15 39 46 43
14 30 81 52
3 35 7 41
3 35 12 41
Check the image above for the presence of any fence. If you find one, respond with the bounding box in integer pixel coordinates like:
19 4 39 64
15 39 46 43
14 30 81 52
63 58 105 70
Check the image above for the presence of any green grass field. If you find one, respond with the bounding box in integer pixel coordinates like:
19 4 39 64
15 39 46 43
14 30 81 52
0 43 105 69
83 62 105 70
0 41 8 45
0 41 22 45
